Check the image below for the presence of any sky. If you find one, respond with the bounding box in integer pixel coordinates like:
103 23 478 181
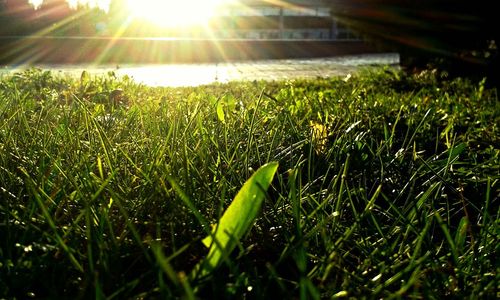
28 0 233 11
28 0 236 27
29 0 110 10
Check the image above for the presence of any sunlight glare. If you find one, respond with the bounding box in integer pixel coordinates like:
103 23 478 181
126 0 233 28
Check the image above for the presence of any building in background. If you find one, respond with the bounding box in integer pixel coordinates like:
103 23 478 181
209 0 360 40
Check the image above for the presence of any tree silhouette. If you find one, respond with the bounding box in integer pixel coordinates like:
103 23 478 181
108 0 129 33
73 3 108 36
36 0 77 35
38 0 71 21
1 0 37 35
0 0 7 34
329 0 498 85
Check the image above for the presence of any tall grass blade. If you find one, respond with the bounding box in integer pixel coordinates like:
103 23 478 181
454 216 469 254
194 162 278 278
20 169 84 273
434 211 459 264
151 242 180 286
166 176 210 232
216 100 225 124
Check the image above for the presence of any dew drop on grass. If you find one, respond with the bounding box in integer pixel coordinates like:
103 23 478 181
371 274 382 282
333 291 348 298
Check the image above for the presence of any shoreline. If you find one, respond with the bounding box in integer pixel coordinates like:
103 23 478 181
1 53 400 87
0 36 387 64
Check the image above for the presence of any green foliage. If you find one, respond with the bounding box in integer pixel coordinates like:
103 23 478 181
0 68 498 298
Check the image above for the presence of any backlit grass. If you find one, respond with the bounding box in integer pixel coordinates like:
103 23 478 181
0 68 498 298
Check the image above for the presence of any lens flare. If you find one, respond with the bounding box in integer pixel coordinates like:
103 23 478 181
126 0 231 28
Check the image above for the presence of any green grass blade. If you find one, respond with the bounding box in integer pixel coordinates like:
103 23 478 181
216 100 225 123
454 216 470 255
166 176 210 233
196 162 278 277
151 242 180 286
434 211 459 264
20 169 84 273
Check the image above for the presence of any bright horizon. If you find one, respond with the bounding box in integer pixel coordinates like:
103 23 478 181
127 0 234 28
29 0 237 27
29 0 109 10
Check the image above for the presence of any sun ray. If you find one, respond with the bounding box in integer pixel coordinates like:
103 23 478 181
125 0 233 28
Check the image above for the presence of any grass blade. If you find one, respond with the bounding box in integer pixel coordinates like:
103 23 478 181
194 162 278 278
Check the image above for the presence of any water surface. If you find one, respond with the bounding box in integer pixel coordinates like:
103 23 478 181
1 53 399 87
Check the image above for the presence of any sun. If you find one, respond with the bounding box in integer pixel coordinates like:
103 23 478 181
126 0 231 28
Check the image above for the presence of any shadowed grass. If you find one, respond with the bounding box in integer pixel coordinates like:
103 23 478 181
0 67 498 298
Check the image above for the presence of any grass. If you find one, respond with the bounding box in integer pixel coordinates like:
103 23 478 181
0 67 498 299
